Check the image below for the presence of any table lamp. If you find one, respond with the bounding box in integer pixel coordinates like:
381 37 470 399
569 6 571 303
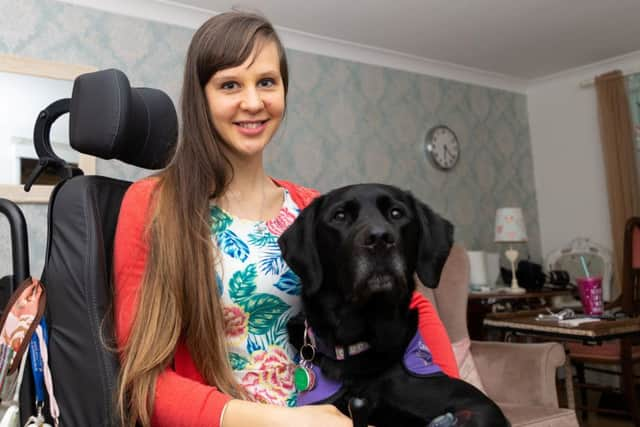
494 207 528 294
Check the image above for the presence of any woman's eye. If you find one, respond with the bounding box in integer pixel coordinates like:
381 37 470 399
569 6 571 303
258 78 275 88
389 208 404 220
332 209 347 222
221 81 239 90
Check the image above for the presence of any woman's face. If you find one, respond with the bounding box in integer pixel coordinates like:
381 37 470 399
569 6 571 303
205 40 285 160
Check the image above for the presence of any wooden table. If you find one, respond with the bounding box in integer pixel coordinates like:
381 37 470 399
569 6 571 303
467 287 575 340
484 313 640 424
483 312 640 345
469 288 575 302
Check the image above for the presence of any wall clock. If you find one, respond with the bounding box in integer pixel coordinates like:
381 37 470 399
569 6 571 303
425 125 460 170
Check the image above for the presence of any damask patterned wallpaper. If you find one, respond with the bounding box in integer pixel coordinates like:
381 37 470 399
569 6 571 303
627 73 640 164
0 0 540 278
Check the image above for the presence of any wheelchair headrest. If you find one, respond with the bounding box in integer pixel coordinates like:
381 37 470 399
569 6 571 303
69 69 178 170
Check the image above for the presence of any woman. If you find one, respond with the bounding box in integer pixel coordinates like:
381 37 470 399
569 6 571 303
113 10 459 427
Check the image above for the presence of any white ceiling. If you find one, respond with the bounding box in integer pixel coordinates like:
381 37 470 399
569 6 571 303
57 0 640 92
165 0 640 80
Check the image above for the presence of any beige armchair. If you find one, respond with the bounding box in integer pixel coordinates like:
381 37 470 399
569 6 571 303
420 245 579 427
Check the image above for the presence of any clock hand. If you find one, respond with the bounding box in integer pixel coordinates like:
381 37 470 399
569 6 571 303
443 145 452 161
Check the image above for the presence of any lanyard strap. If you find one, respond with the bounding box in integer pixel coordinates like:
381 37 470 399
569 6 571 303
36 320 60 426
28 317 59 426
40 316 49 345
29 323 45 405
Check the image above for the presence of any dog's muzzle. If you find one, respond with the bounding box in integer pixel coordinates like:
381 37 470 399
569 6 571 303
346 224 408 303
351 255 407 303
366 273 395 292
360 225 396 254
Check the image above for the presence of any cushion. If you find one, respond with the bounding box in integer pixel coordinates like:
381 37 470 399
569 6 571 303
451 337 486 394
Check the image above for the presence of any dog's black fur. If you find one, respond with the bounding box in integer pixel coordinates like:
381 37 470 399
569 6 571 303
279 184 509 427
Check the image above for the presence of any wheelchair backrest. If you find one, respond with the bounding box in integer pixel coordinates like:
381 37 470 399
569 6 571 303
19 69 177 425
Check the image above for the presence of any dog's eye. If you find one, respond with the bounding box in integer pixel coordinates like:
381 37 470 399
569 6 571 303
332 209 347 222
389 207 404 220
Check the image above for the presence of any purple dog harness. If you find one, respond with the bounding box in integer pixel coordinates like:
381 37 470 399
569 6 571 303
296 332 442 406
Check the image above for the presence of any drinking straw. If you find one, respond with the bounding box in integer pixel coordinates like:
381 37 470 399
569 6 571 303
580 255 591 278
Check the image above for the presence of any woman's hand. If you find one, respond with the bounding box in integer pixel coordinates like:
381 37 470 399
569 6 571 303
221 400 374 427
289 404 355 426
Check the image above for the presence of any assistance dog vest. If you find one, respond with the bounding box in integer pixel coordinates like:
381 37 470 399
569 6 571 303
296 332 442 406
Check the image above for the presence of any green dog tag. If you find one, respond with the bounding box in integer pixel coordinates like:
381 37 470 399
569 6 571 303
294 365 316 392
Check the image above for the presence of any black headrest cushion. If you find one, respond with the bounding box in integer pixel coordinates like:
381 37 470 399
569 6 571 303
69 69 178 170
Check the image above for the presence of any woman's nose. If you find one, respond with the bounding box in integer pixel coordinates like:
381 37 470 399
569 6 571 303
240 88 264 112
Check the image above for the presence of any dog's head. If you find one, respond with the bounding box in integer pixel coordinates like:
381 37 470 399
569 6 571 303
279 184 453 308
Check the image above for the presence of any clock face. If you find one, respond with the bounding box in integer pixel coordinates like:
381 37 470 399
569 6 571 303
425 125 460 170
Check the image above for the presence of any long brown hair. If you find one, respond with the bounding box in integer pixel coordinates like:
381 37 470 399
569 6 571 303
116 11 289 426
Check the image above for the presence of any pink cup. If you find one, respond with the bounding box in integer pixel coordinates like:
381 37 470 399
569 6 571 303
576 276 603 316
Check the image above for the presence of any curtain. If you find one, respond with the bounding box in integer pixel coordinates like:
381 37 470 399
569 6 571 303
595 70 640 298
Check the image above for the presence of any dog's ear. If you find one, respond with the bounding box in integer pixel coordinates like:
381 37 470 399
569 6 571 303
410 196 454 288
278 196 324 295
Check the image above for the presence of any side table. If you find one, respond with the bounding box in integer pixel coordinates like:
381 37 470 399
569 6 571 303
467 287 575 340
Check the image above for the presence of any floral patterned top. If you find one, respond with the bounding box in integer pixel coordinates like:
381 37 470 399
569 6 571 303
210 189 302 407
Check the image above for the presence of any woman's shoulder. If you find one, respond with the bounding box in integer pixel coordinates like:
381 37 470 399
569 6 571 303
272 178 320 209
125 176 160 198
118 176 160 227
121 176 160 208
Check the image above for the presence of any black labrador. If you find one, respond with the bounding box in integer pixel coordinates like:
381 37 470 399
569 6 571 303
279 184 509 427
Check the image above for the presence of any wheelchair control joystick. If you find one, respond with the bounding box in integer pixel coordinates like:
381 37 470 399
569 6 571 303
348 397 368 427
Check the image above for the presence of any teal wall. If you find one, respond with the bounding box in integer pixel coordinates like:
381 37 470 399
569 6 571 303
0 0 540 277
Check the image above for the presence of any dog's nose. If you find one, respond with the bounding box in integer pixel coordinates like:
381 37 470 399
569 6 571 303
362 227 396 250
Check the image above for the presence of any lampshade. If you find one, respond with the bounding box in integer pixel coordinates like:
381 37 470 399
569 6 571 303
494 207 528 243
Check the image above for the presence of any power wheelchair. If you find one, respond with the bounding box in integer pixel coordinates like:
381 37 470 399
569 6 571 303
1 68 177 425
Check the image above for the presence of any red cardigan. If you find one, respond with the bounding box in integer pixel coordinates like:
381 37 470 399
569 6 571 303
113 178 459 427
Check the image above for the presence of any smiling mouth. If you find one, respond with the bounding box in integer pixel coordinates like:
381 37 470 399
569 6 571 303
234 120 268 128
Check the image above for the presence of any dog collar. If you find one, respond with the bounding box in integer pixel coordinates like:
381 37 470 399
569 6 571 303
295 331 443 406
306 324 371 360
